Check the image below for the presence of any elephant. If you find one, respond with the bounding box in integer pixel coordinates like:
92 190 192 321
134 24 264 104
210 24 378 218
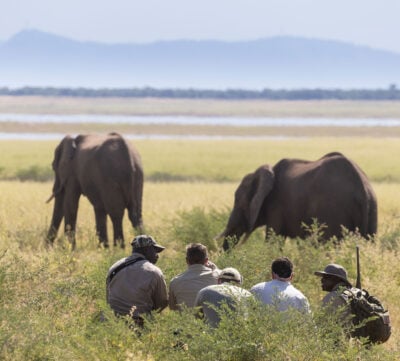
218 152 377 251
46 132 144 249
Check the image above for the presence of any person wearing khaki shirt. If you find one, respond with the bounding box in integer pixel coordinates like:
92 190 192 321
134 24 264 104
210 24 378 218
314 263 353 326
169 243 219 311
107 235 168 322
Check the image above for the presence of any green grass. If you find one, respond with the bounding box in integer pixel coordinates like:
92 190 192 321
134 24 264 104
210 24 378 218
3 137 400 183
0 194 399 360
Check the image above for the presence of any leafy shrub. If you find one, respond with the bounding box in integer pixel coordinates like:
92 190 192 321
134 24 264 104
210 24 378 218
169 206 229 252
15 165 53 182
137 299 392 361
1 205 399 360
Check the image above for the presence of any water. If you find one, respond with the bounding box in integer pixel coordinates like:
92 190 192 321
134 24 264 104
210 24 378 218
1 113 400 127
0 132 294 141
1 113 399 140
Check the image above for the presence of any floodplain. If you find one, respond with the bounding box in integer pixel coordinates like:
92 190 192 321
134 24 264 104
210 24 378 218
1 96 400 360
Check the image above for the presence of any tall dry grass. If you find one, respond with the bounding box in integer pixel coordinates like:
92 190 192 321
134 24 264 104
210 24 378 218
1 134 400 359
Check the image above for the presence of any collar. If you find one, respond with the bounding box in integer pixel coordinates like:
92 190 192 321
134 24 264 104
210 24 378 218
272 272 291 282
188 263 209 270
130 252 147 261
271 278 291 285
332 282 350 292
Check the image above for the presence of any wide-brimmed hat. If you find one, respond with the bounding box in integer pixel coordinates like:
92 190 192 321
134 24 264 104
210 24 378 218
131 235 165 253
314 263 351 284
218 267 243 284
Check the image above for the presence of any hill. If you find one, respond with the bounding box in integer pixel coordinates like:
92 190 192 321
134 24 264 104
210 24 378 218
1 29 400 89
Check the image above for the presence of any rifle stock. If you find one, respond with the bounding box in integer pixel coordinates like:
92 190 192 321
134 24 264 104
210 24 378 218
356 246 361 289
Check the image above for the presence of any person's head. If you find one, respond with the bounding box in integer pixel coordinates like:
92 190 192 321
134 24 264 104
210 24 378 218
186 243 208 265
218 267 243 285
131 235 165 264
314 264 352 292
271 257 294 281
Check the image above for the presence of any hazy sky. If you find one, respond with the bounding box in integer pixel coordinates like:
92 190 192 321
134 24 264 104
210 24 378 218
2 0 400 53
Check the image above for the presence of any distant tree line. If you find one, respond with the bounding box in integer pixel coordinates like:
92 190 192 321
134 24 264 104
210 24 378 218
0 84 399 100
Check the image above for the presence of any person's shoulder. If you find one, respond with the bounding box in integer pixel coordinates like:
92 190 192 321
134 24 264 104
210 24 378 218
142 261 164 276
108 257 128 270
289 284 308 296
197 284 218 296
224 284 252 295
250 281 267 291
251 282 268 288
237 287 252 296
169 270 189 287
196 284 222 303
322 290 342 305
170 269 187 281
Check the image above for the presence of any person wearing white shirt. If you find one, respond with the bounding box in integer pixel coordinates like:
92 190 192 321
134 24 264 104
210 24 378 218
250 257 310 314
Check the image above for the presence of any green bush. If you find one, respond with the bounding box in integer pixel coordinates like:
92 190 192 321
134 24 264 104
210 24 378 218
169 206 229 253
15 165 53 182
0 206 398 360
137 300 392 361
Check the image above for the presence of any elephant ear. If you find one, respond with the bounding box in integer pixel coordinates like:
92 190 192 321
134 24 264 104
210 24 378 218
52 135 76 169
248 165 275 230
52 136 76 192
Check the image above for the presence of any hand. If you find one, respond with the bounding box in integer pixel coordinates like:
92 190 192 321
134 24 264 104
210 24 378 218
205 261 217 270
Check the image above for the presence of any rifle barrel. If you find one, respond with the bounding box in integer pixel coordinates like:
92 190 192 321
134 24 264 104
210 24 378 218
356 246 361 289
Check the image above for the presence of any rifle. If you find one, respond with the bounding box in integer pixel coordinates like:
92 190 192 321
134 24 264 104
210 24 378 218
356 245 361 289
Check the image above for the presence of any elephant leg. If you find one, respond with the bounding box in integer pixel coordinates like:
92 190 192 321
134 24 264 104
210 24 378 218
64 194 80 250
110 215 124 248
94 207 109 248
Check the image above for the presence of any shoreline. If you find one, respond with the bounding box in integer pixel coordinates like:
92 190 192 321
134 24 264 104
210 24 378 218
1 96 400 118
2 122 400 138
2 96 400 137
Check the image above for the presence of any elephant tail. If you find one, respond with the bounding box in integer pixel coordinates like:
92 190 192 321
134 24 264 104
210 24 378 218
367 194 378 238
127 155 144 231
131 171 144 229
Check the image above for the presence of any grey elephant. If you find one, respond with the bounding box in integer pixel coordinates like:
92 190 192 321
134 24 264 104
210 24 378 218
219 152 377 250
46 132 143 249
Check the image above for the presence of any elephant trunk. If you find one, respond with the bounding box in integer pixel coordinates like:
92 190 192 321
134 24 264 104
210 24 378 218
219 227 250 251
46 192 64 246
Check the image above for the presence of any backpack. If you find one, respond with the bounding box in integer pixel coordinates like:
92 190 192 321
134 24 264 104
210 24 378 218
342 287 391 344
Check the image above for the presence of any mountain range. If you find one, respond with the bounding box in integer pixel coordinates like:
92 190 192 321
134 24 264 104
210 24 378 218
1 29 400 89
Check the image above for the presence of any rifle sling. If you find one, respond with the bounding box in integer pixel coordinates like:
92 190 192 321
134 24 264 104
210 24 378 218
107 256 145 284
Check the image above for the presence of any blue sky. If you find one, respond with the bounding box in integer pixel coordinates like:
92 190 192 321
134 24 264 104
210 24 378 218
2 0 400 53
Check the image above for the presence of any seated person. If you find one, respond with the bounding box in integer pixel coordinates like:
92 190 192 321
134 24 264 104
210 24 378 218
106 235 168 325
169 243 219 310
195 267 253 327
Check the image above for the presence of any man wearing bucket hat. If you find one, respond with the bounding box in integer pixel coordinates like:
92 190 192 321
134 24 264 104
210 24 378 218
314 263 352 321
194 267 253 327
106 235 168 325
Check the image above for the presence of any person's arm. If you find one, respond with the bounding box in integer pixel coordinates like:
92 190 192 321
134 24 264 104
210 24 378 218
205 260 218 271
300 296 311 314
168 281 179 310
153 274 168 312
194 291 204 319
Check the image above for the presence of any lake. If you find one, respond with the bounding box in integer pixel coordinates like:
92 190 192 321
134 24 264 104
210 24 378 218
1 113 400 140
1 113 400 127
